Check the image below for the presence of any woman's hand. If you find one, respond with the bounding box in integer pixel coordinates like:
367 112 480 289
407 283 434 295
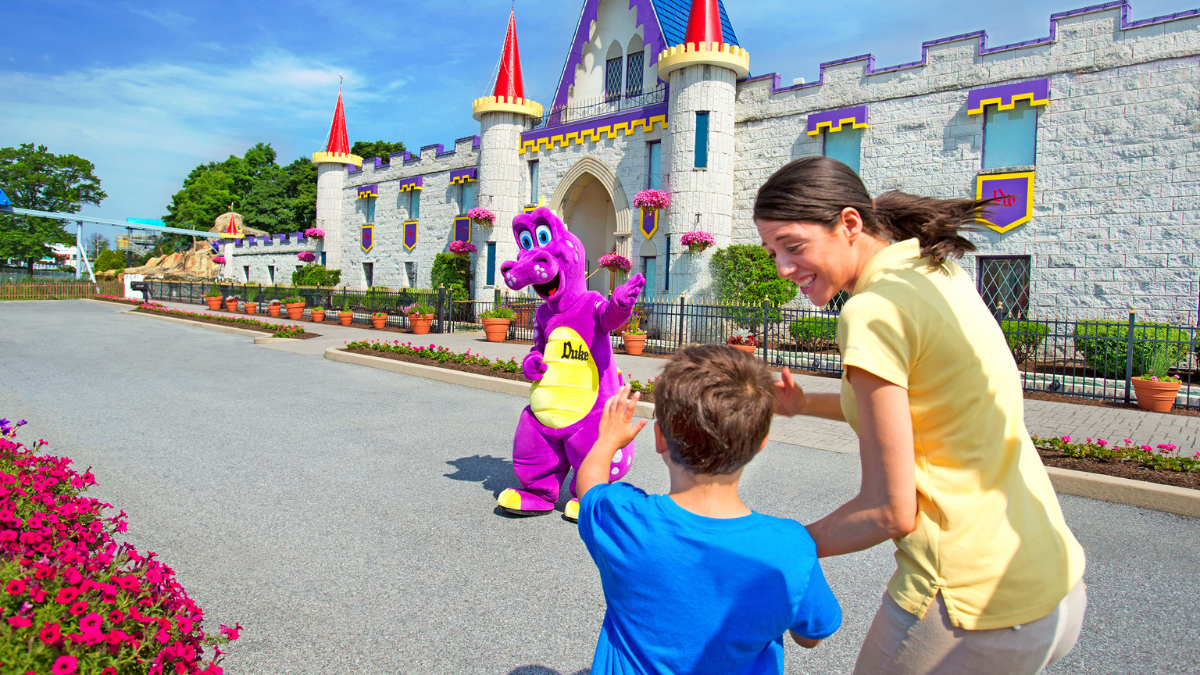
577 385 647 499
775 367 808 416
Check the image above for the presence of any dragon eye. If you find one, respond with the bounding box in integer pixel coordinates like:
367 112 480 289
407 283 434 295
518 230 534 250
535 224 553 246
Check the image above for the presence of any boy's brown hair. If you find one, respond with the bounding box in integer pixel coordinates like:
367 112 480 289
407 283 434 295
654 345 775 474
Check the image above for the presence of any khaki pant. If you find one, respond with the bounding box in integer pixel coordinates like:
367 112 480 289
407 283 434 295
852 581 1086 675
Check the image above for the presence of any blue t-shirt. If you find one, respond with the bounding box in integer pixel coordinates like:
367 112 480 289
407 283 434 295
578 482 842 675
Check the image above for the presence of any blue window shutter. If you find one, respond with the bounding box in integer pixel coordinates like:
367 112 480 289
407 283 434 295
983 101 1037 168
486 243 496 286
647 142 662 189
694 112 709 169
823 128 862 174
410 190 420 219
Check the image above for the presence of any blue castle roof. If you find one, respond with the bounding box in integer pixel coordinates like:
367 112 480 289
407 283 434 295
651 0 739 47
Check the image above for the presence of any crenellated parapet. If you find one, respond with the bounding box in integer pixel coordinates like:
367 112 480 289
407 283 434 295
347 136 482 176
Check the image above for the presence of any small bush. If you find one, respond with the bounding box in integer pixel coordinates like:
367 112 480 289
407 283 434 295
431 253 472 301
292 264 341 287
1000 320 1050 363
1073 320 1189 380
789 316 838 352
709 245 797 307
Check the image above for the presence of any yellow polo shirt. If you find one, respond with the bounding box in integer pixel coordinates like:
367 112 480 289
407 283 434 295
838 239 1085 630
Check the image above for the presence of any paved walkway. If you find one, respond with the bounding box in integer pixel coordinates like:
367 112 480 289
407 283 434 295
2 299 1196 674
136 298 1200 456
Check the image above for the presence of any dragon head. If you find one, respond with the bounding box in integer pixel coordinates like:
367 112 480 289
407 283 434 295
500 207 587 311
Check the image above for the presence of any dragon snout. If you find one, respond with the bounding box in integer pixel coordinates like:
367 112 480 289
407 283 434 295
502 251 563 298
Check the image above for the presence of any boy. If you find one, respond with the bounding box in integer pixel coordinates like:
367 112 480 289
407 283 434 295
576 345 842 675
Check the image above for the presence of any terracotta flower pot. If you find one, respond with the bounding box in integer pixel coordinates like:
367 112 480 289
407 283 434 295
245 303 257 315
409 314 433 335
482 318 511 342
1131 378 1183 413
205 297 222 310
728 341 756 354
339 311 353 326
622 333 647 355
285 302 305 320
371 316 387 329
311 309 325 322
268 305 281 317
225 299 238 312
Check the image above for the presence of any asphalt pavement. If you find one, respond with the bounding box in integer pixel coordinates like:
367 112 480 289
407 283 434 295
0 300 1197 674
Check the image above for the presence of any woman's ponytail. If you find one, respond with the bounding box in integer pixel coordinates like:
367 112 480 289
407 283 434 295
754 156 991 268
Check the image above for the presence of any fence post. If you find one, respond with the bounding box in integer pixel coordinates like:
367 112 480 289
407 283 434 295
437 284 446 334
1124 306 1136 404
761 300 770 364
676 294 686 350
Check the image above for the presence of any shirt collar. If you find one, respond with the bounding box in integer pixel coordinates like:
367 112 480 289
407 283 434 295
852 238 921 295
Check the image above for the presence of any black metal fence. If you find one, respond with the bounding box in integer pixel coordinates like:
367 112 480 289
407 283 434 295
145 280 1200 410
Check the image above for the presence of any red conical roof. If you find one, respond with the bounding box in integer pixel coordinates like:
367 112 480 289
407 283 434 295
325 90 350 155
683 0 723 46
492 10 525 99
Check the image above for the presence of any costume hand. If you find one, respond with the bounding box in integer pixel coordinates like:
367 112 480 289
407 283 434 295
523 351 548 381
611 273 645 309
775 367 808 417
597 384 647 450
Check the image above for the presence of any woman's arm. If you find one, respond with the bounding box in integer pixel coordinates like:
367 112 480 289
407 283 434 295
806 366 917 558
775 367 845 421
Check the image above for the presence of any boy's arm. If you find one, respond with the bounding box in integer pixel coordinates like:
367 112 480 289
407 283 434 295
577 384 646 499
788 631 820 649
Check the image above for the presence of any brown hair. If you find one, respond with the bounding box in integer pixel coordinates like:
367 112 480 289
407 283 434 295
753 156 990 267
654 345 775 475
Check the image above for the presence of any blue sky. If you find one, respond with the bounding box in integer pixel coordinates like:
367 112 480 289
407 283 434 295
1 0 1195 242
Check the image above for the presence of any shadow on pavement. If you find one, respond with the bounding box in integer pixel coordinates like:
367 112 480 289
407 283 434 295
444 454 521 498
506 667 588 675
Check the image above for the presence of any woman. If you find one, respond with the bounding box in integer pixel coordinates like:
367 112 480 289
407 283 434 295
756 157 1086 674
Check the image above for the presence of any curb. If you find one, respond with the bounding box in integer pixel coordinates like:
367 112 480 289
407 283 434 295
121 309 274 338
1046 467 1200 518
324 347 657 419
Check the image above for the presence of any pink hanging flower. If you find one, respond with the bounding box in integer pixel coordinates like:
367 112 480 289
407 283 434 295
467 207 495 226
598 251 631 272
632 189 670 210
212 256 226 265
680 231 716 254
297 251 316 263
449 240 477 256
304 227 325 239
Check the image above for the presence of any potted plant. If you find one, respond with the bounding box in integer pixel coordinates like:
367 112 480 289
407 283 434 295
370 311 388 329
468 207 495 228
449 240 476 258
680 231 716 255
268 299 281 317
338 298 354 325
311 305 325 322
405 302 435 335
245 300 258 315
727 328 758 354
204 284 223 310
1131 346 1184 412
480 305 515 342
281 295 305 320
621 304 649 355
224 295 239 312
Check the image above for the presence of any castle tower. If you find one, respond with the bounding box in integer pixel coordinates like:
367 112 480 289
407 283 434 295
657 0 749 294
473 10 542 296
311 90 362 272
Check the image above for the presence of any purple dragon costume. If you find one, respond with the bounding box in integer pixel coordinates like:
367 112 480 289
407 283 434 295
496 207 645 520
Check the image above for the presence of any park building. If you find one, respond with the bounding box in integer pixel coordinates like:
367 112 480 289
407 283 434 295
220 0 1200 321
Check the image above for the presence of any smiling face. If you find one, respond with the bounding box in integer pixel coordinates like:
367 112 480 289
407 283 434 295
500 207 587 310
756 208 877 307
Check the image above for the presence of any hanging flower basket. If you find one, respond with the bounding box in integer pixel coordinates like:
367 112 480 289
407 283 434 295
598 252 631 273
304 228 325 239
467 207 495 227
212 256 227 265
633 189 670 212
449 240 477 258
297 251 316 263
680 231 716 255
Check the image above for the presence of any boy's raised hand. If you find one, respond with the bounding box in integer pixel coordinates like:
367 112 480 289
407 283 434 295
577 384 647 499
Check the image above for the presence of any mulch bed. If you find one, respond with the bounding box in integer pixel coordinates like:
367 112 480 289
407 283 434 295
1023 390 1200 418
133 307 320 339
1036 448 1199 491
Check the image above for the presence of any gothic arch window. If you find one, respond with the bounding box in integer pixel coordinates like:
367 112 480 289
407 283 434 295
626 35 644 97
605 41 624 102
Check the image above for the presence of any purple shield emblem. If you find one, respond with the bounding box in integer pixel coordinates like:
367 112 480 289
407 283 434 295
404 221 418 251
976 172 1035 233
454 216 471 243
360 224 373 253
640 209 658 239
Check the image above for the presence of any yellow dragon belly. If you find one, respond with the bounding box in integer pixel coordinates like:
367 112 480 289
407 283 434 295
530 327 600 429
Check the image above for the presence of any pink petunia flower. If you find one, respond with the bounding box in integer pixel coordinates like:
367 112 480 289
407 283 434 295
1060 435 1071 442
39 622 61 644
51 655 78 675
68 601 88 616
7 615 31 629
5 579 25 595
79 612 103 633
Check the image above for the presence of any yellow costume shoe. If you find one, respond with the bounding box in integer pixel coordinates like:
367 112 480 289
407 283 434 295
497 488 554 516
563 498 580 523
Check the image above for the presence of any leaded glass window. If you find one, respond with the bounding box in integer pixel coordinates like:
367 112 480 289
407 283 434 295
977 256 1031 320
626 52 644 96
605 58 622 101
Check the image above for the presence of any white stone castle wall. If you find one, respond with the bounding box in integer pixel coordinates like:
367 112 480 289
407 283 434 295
339 137 480 291
225 237 322 286
733 6 1200 320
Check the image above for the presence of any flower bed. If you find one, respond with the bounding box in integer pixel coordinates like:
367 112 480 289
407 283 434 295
93 296 141 307
0 418 239 674
344 340 520 378
1033 435 1199 490
134 303 308 339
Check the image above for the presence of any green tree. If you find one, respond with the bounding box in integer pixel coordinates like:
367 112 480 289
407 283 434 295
93 248 127 273
0 143 106 274
708 244 798 306
351 140 407 161
431 252 472 300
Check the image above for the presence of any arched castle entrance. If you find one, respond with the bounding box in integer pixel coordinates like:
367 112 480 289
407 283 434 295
549 156 632 293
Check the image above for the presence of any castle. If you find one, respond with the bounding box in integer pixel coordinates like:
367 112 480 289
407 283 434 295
220 0 1200 321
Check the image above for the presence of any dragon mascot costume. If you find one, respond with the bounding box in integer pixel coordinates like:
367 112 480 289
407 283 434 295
496 207 645 521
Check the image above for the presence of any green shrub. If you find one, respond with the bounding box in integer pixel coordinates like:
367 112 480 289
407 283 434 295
709 244 797 307
93 248 128 273
292 263 341 286
789 316 838 351
432 253 472 300
204 283 222 298
1073 320 1188 380
481 306 516 320
1000 320 1050 363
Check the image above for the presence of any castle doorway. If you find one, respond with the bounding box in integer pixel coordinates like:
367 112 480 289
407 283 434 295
562 175 617 293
